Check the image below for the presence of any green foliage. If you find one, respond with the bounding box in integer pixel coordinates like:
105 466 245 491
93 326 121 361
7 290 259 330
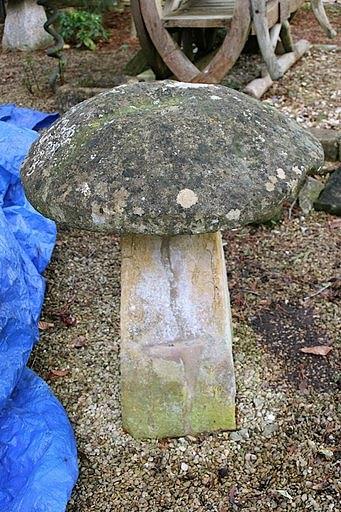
59 10 109 50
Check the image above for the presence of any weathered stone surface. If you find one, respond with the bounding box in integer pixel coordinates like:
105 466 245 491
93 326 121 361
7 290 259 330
310 128 341 162
314 167 341 216
121 231 235 439
2 0 53 51
299 177 325 215
22 81 323 236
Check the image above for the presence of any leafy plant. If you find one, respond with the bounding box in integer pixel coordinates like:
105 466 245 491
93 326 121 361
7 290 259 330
59 10 109 50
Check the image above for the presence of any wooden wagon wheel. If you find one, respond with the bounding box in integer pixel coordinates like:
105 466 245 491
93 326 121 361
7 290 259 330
136 0 251 83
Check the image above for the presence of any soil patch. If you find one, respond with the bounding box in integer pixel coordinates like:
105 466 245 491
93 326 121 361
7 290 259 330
251 301 337 392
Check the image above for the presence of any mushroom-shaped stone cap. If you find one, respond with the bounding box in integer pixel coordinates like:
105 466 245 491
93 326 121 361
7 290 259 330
22 81 323 235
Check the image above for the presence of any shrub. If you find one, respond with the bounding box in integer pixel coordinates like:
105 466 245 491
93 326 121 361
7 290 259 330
59 10 109 50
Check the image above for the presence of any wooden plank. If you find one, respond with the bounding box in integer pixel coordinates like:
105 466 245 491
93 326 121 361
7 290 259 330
162 0 305 30
279 0 290 22
267 0 304 25
164 17 232 29
163 0 235 28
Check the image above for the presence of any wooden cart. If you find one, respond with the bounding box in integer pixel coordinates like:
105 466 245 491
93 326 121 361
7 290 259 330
131 0 336 90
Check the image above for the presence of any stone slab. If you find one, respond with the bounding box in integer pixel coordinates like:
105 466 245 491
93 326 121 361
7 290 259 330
310 128 341 162
299 177 325 215
120 231 236 439
22 81 324 236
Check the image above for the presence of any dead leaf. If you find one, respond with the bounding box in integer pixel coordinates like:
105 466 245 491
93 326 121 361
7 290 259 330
273 489 293 500
228 485 238 506
46 369 69 379
59 313 77 327
38 321 54 330
72 335 87 348
329 218 341 229
300 346 332 356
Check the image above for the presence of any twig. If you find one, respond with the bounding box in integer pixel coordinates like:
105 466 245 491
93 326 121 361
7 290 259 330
304 282 332 301
241 288 261 296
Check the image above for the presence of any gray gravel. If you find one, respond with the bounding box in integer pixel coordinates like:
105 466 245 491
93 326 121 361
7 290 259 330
30 210 340 512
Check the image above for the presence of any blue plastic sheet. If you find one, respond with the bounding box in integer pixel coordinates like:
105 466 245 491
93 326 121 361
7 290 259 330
0 369 78 512
0 105 78 511
0 104 59 131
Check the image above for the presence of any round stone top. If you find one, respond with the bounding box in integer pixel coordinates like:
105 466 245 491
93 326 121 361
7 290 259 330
22 81 323 235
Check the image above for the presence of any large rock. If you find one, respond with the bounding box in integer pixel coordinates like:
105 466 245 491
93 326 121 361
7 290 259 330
310 128 341 162
2 0 53 51
314 167 341 216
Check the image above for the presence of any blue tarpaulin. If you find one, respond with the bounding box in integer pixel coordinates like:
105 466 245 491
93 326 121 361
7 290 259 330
0 105 78 511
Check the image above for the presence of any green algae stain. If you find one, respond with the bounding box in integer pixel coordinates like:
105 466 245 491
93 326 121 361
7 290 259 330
121 373 186 440
121 366 235 439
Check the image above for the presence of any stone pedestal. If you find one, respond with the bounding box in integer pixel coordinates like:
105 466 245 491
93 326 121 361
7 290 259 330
120 232 236 439
3 0 53 51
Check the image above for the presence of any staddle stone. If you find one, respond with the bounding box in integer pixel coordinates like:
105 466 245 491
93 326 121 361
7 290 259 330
22 81 324 439
3 0 53 51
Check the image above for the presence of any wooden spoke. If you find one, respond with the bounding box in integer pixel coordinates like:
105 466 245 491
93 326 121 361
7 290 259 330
311 0 336 39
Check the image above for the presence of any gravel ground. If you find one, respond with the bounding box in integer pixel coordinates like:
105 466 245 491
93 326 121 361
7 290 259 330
1 4 340 511
31 212 340 512
263 47 340 130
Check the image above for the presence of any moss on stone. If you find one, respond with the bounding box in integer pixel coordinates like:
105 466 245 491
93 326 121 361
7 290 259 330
121 365 235 439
